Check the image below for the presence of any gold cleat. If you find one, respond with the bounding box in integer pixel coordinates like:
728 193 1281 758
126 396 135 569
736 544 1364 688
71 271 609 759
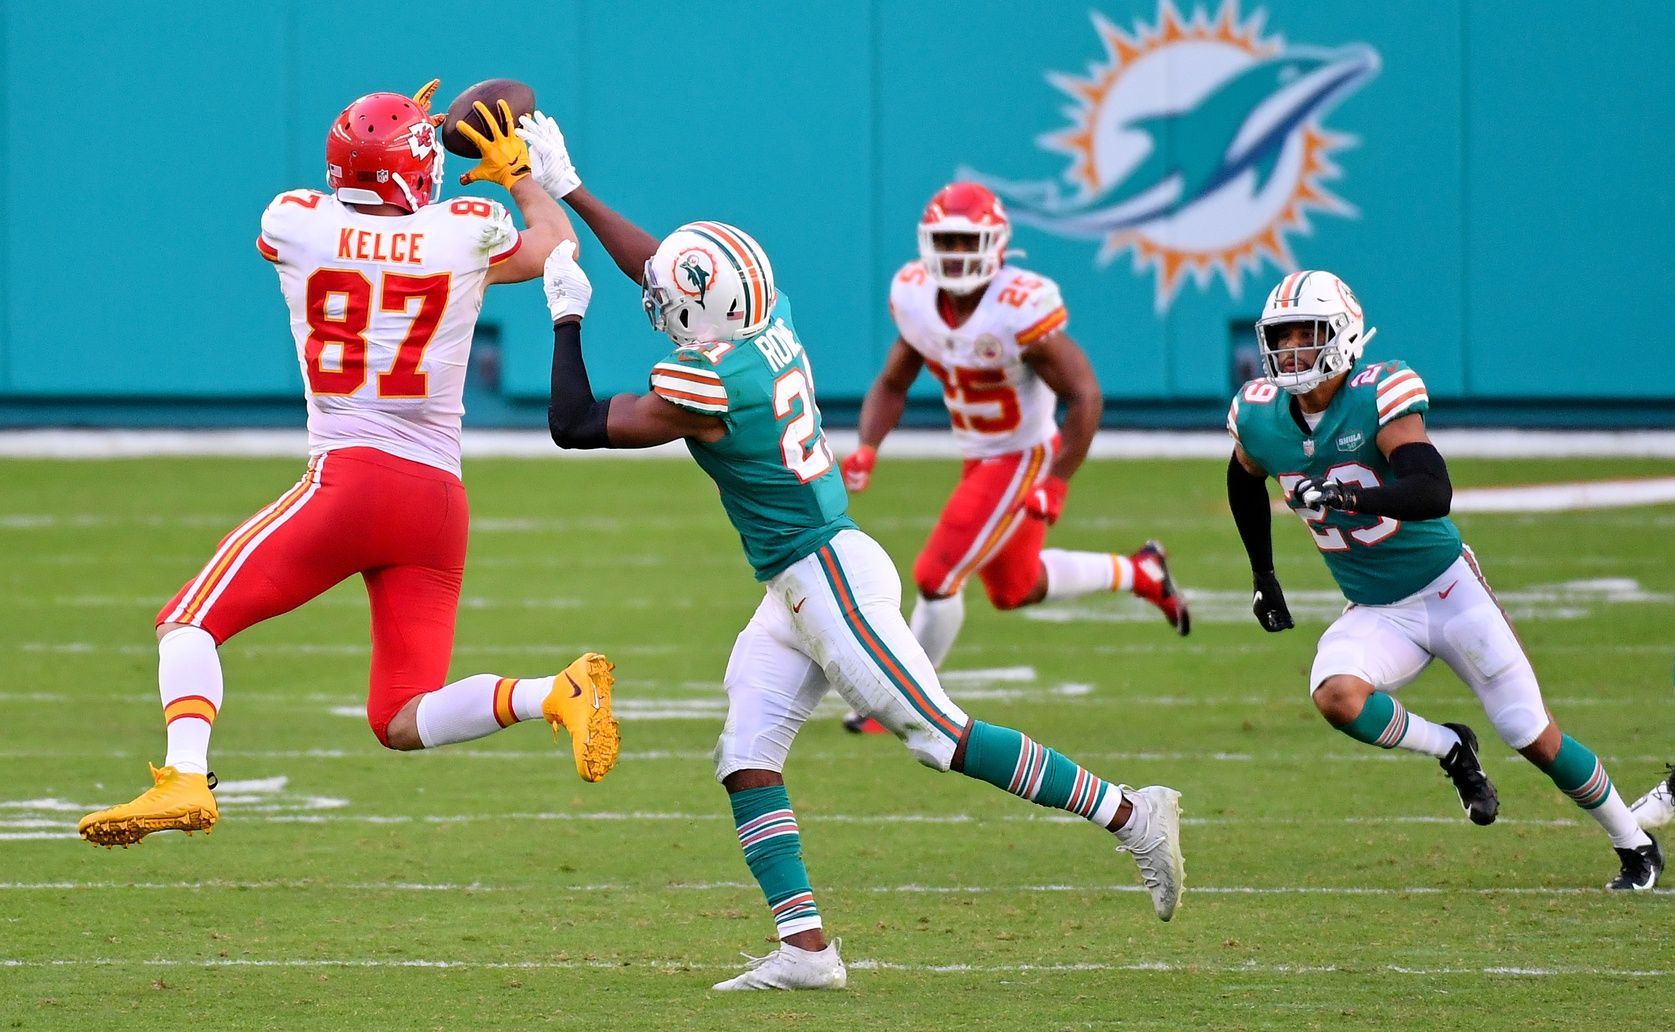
78 764 218 848
541 652 620 782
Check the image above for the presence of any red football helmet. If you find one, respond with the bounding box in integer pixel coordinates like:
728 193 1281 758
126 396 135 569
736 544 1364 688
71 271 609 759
918 182 1010 293
325 92 445 212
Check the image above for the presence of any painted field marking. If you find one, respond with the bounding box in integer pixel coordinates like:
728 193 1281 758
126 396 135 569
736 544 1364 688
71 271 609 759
0 879 1666 898
0 956 1666 978
8 427 1675 459
1025 578 1672 625
0 810 1606 840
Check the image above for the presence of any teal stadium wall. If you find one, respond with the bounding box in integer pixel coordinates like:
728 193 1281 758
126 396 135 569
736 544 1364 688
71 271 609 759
2 1 1671 426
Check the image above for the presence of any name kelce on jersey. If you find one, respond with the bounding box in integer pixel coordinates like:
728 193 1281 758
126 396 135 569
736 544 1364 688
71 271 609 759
336 228 426 265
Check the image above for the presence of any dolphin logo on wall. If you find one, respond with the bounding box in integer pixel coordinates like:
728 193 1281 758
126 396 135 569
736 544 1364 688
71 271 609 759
962 1 1380 312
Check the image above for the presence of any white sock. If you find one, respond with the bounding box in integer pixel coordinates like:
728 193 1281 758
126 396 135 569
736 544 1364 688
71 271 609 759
1398 716 1460 759
1589 788 1655 850
159 627 222 776
909 592 965 668
415 673 549 748
1041 549 1121 601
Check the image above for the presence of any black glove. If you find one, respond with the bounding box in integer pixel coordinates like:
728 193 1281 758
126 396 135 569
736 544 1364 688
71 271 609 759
1292 476 1357 512
1252 570 1294 632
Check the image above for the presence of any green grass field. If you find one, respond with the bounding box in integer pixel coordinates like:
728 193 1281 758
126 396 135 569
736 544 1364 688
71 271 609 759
3 454 1673 1030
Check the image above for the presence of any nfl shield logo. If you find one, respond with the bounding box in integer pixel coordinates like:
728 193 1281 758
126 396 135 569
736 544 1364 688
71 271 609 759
1303 439 1316 458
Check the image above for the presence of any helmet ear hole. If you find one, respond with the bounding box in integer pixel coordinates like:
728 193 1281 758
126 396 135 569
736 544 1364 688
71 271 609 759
678 310 690 328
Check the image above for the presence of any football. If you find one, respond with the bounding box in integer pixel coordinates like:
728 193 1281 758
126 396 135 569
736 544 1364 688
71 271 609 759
441 78 536 158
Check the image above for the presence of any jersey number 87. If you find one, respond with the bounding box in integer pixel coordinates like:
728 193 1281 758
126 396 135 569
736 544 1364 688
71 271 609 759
304 268 449 398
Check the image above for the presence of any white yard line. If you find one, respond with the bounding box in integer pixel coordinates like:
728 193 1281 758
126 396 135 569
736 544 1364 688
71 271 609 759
7 428 1675 459
0 956 1664 977
0 812 1600 838
0 879 1665 898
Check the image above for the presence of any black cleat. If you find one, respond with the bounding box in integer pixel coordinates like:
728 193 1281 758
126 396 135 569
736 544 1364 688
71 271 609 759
1606 834 1663 891
1439 722 1499 826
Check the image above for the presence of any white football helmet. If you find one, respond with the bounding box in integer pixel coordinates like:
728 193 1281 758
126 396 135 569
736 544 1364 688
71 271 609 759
642 221 777 345
1255 270 1377 394
917 182 1009 294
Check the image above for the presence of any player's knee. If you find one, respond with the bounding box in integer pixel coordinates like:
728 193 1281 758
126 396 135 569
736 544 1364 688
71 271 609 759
712 730 790 785
1492 705 1551 754
912 555 951 599
900 725 956 772
1312 675 1372 726
983 579 1036 611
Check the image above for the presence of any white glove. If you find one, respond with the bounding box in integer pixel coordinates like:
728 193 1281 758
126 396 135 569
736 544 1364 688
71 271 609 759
515 110 582 199
544 241 593 322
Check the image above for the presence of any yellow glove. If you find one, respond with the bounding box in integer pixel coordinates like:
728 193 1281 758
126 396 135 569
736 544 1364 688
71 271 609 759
456 100 532 189
412 78 446 127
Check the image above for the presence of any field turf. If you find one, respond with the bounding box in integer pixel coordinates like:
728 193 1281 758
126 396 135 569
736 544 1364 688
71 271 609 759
3 454 1672 1029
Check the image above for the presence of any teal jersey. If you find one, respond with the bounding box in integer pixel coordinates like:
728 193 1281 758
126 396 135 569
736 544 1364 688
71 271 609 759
1228 360 1462 605
648 295 855 580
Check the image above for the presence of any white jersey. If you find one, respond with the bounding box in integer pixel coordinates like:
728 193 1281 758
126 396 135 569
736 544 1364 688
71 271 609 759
889 261 1065 458
257 190 522 478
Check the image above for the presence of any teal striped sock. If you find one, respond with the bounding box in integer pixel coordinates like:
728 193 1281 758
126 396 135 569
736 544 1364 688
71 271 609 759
959 721 1124 827
1539 734 1647 847
1334 691 1456 758
729 786 820 937
1541 734 1613 810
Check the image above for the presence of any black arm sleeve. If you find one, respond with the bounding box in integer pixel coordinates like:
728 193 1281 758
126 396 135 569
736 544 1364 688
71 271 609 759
547 318 613 450
1344 442 1451 520
1227 451 1276 574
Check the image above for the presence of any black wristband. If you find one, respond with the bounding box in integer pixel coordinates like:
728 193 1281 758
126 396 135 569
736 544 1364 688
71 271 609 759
547 319 612 450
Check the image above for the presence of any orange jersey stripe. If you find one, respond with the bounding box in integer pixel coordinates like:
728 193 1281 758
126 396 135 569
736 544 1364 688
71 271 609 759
164 696 218 725
178 460 318 623
1017 307 1068 346
653 366 724 387
653 385 726 407
1378 386 1427 419
492 677 518 728
954 445 1046 585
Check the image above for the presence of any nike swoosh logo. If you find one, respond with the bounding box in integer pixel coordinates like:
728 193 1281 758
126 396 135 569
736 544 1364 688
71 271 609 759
793 597 807 613
1439 581 1458 600
565 673 583 699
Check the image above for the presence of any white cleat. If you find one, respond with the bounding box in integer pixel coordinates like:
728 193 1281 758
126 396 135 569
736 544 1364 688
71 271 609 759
1115 785 1186 921
711 939 848 991
1630 767 1675 830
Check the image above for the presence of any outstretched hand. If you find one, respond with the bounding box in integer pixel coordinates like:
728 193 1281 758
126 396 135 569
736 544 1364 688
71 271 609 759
516 110 582 199
457 100 532 189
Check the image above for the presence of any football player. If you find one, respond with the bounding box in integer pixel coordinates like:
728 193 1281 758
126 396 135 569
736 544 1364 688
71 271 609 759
839 185 1187 729
1225 270 1662 890
517 113 1185 991
79 83 619 849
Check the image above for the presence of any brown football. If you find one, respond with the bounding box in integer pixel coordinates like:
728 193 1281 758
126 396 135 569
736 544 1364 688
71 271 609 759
441 78 536 158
